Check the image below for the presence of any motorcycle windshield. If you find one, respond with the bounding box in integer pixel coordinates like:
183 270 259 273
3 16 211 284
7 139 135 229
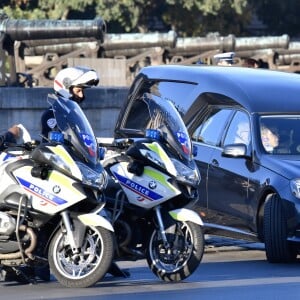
143 93 192 161
48 94 99 165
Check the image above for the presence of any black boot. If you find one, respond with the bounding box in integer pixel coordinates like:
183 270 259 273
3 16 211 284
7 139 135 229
107 262 130 278
0 266 36 284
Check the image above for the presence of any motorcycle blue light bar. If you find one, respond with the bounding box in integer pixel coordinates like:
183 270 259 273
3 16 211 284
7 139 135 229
49 131 64 143
145 129 161 140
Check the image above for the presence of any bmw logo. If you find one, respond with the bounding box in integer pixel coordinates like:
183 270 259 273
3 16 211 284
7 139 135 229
53 185 61 194
149 181 157 189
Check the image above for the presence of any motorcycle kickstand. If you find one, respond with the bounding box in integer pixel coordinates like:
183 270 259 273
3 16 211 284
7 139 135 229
107 261 130 278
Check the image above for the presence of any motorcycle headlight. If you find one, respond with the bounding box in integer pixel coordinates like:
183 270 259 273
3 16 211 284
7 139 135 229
290 179 300 199
76 161 108 190
171 158 201 186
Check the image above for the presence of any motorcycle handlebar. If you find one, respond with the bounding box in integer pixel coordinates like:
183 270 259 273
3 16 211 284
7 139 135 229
98 138 134 149
4 140 39 151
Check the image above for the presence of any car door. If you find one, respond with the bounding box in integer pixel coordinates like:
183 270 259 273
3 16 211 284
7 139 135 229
207 110 253 230
191 107 234 220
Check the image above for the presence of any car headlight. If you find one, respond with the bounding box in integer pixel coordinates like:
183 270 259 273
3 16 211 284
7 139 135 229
171 158 201 186
76 161 108 190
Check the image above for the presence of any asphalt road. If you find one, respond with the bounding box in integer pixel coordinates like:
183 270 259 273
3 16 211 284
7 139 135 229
1 237 300 300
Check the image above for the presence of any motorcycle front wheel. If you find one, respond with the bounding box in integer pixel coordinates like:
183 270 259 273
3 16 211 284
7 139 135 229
48 226 114 288
146 220 204 282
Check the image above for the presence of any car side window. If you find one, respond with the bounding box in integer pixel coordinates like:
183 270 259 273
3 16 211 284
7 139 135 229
223 111 250 146
192 108 233 146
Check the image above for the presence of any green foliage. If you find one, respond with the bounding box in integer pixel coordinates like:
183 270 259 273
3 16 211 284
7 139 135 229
253 0 300 36
1 0 94 20
93 0 251 35
0 0 299 37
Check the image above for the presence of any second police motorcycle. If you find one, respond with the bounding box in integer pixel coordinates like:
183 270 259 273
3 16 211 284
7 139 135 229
100 89 205 281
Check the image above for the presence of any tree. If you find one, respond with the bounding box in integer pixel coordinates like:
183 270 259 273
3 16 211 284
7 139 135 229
252 0 300 36
1 0 299 37
93 0 251 36
1 0 95 20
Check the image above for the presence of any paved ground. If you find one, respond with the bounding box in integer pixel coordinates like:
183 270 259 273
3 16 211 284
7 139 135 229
205 235 265 253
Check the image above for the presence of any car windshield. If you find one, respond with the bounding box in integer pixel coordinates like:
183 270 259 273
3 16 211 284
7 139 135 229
259 115 300 155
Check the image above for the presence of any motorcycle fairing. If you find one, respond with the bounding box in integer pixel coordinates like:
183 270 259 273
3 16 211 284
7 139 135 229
13 166 86 214
0 152 16 162
45 144 82 180
110 162 180 209
78 213 114 232
169 208 204 226
141 141 177 176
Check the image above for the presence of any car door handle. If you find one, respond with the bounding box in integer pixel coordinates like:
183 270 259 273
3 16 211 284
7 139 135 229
211 159 219 167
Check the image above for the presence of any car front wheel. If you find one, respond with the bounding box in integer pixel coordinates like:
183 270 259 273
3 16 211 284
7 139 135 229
263 193 297 263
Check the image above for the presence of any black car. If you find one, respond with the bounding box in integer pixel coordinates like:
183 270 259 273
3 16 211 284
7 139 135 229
115 64 300 263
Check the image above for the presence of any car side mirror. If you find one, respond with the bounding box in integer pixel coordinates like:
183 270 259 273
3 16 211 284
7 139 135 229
222 143 249 158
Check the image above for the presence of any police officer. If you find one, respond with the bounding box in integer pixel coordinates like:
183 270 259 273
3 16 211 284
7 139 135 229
40 66 99 141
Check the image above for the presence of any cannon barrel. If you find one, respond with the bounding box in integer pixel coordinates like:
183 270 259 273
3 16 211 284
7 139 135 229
103 31 177 50
276 54 300 65
236 49 277 58
24 40 99 56
235 34 289 51
287 41 300 52
0 16 106 42
168 34 290 56
167 35 235 55
22 37 99 48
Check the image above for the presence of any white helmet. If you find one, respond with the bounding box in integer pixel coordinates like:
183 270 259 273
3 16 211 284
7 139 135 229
53 66 99 98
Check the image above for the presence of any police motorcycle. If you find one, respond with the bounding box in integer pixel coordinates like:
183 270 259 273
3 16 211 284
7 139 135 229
0 94 114 288
100 93 204 282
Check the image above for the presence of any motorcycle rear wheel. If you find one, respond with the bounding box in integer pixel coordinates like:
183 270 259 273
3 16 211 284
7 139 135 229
146 220 204 282
48 226 114 288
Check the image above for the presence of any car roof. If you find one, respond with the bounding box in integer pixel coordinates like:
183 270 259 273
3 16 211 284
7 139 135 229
139 65 300 113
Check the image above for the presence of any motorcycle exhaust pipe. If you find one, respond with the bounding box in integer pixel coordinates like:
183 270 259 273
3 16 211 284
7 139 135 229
0 225 37 260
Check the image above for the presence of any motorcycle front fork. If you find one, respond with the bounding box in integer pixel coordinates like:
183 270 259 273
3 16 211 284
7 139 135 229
154 206 171 248
61 211 82 254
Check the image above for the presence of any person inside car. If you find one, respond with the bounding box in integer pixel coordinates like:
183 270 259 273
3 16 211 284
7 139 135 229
260 125 279 153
